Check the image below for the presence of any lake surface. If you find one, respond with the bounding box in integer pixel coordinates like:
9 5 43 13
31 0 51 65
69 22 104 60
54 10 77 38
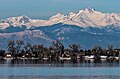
0 59 119 79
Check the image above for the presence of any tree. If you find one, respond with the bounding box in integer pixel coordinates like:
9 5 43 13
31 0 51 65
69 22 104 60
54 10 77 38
69 44 80 53
37 44 44 58
16 40 24 54
8 40 16 56
0 50 5 57
24 43 32 52
107 45 114 57
52 40 64 59
24 43 32 57
92 46 102 59
69 44 80 60
31 44 44 58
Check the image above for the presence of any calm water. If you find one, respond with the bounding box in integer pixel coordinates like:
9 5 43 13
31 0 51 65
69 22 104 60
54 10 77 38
0 59 119 79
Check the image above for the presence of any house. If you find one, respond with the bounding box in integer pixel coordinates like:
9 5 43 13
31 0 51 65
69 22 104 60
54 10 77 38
84 55 95 59
59 51 71 60
100 56 107 59
5 53 12 58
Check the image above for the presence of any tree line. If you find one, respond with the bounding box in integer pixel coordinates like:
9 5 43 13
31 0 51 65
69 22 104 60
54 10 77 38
0 40 120 60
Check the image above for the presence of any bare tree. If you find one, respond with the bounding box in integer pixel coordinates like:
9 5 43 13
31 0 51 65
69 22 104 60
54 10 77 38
16 40 24 54
69 44 80 53
69 44 80 60
107 45 114 57
92 45 102 59
8 40 16 56
52 40 64 59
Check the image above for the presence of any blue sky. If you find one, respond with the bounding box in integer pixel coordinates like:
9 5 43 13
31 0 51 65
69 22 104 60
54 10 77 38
0 0 120 19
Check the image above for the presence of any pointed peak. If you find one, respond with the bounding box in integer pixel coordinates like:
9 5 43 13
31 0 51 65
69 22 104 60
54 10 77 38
69 12 76 15
55 13 64 16
1 15 31 25
18 15 30 19
50 13 65 20
84 8 95 11
4 15 31 21
79 8 96 13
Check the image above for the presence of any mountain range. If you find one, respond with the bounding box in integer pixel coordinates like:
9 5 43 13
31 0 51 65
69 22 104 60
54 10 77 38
0 8 120 50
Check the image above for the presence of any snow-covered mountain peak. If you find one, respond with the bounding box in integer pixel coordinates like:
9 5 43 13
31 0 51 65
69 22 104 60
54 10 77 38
69 12 76 15
0 15 32 29
78 8 102 15
48 13 66 24
3 15 31 22
0 8 120 30
84 8 95 12
18 15 31 23
49 13 65 20
68 12 76 17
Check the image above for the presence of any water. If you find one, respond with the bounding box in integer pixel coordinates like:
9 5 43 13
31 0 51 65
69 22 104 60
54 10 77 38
0 59 119 79
1 67 120 76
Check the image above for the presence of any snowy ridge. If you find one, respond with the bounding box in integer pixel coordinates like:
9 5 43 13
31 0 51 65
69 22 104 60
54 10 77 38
0 30 52 49
0 8 120 30
0 30 51 41
0 16 32 29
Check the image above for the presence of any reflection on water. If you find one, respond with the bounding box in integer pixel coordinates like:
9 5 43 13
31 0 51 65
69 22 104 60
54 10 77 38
0 59 119 79
0 76 120 79
0 59 119 67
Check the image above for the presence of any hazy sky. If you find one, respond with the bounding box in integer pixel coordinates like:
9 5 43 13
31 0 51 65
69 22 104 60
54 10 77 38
0 0 120 19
